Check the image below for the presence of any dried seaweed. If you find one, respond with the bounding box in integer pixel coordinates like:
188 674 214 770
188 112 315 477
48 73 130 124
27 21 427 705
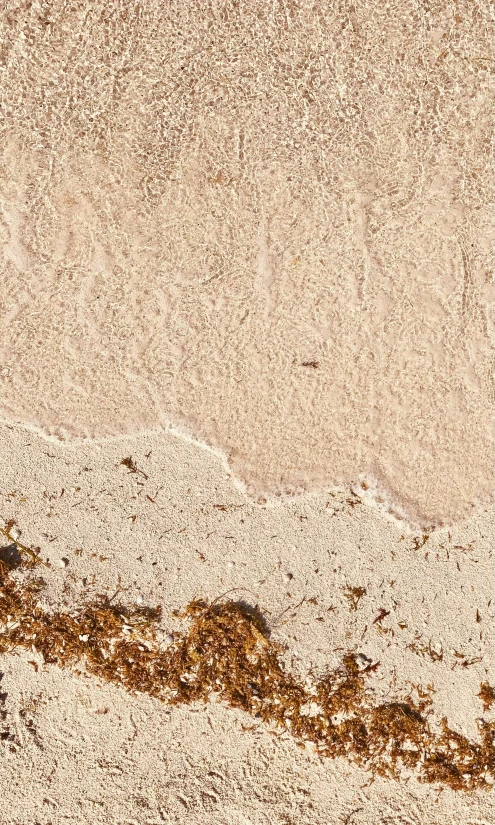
479 683 495 712
0 547 493 792
343 586 367 612
120 457 148 480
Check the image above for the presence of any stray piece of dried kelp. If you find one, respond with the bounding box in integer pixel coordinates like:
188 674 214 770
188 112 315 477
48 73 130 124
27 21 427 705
479 683 495 712
0 550 493 793
120 457 148 480
0 521 42 568
343 586 367 612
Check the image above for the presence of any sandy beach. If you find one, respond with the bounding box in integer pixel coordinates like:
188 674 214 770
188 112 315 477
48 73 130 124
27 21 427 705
0 422 493 823
0 1 493 823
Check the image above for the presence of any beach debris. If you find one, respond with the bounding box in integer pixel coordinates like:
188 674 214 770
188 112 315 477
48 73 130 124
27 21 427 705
0 521 42 568
479 683 495 712
0 547 493 792
373 608 390 625
120 457 148 480
342 585 367 612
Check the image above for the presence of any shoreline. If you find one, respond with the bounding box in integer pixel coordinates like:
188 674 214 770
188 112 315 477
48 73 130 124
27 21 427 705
0 414 491 535
0 418 493 822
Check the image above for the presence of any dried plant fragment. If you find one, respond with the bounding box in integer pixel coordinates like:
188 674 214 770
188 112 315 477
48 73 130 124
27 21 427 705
479 683 495 712
0 550 493 793
343 586 367 612
120 457 148 480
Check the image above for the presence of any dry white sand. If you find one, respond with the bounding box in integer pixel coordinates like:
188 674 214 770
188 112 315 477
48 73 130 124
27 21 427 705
0 1 493 822
0 422 493 824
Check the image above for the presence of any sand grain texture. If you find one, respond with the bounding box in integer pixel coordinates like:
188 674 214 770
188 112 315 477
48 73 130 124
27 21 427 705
0 0 493 524
0 425 493 824
0 2 494 823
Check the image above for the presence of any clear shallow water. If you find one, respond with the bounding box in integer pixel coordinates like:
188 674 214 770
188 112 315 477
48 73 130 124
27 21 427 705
0 1 492 527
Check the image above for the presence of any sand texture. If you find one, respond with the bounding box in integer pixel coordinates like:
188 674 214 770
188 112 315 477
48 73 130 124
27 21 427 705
0 423 494 824
0 1 494 823
0 0 493 525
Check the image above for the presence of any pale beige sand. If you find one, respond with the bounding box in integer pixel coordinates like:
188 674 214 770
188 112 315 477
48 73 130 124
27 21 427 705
0 422 493 824
0 1 493 526
0 2 494 823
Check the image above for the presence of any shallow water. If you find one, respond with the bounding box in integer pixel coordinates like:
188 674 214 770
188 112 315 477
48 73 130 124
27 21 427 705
0 1 492 527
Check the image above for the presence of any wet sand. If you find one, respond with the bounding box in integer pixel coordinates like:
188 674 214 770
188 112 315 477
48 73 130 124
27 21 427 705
0 2 493 823
0 1 493 526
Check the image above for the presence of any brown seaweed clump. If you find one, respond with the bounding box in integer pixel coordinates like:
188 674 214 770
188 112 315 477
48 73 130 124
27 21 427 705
478 683 495 712
0 538 493 793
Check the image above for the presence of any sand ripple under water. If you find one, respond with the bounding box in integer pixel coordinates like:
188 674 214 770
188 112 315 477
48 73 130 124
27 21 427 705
0 1 493 527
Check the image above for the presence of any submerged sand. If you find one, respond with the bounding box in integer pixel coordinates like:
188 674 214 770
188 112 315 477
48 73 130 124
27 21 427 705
0 1 493 526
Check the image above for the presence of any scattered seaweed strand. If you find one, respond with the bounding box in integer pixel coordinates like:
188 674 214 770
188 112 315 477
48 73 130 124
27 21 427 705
0 550 493 792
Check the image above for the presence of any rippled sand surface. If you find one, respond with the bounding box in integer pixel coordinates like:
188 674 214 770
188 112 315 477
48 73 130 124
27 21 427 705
0 1 493 526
